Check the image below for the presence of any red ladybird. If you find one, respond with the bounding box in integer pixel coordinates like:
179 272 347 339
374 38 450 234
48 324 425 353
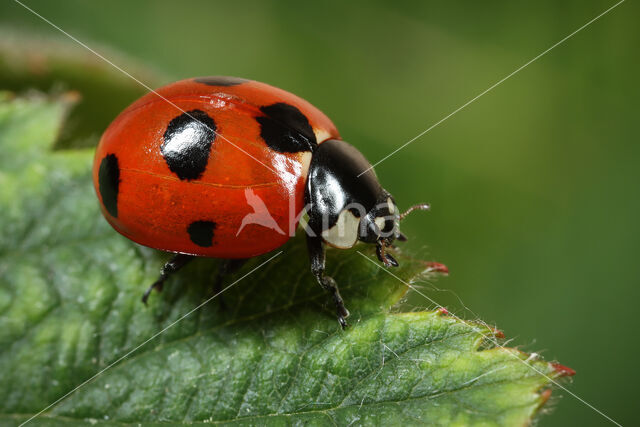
93 76 432 328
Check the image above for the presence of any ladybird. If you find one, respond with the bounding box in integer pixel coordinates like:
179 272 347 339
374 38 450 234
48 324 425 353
93 76 432 328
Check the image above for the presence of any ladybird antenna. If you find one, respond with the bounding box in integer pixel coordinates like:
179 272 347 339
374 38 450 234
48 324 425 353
399 203 430 221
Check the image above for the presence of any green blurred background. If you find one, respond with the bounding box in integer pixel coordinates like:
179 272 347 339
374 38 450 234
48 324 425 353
1 0 637 425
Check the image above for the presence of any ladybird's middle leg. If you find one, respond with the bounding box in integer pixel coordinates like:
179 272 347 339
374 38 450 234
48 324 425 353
307 235 350 329
142 253 194 304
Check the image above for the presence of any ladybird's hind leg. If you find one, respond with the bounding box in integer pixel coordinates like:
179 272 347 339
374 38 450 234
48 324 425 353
212 258 248 308
142 253 194 304
306 235 350 329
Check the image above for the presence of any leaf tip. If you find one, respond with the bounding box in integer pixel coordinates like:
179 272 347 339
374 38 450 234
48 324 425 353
436 306 449 315
551 362 576 377
425 261 449 275
61 89 83 104
492 328 505 339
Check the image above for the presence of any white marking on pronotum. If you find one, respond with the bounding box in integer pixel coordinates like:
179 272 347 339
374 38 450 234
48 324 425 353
322 209 360 249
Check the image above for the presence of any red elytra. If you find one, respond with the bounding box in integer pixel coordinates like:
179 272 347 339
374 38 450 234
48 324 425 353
93 77 339 259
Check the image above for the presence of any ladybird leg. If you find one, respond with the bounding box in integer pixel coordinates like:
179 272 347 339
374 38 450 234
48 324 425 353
142 253 194 305
212 258 248 308
307 235 350 329
376 242 399 267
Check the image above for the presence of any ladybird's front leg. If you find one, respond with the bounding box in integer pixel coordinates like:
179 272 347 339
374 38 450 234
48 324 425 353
142 253 194 304
306 235 350 329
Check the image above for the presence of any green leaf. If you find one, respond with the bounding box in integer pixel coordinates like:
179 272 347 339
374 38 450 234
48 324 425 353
0 31 166 149
0 95 572 426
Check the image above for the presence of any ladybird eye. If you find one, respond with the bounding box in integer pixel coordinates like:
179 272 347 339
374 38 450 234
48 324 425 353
384 220 395 233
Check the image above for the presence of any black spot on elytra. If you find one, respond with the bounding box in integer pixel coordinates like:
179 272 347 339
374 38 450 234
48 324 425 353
98 154 120 218
194 76 248 87
187 221 216 247
257 103 317 153
161 109 216 180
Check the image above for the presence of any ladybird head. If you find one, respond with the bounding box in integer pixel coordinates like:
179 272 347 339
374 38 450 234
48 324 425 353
357 192 396 241
358 193 430 267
